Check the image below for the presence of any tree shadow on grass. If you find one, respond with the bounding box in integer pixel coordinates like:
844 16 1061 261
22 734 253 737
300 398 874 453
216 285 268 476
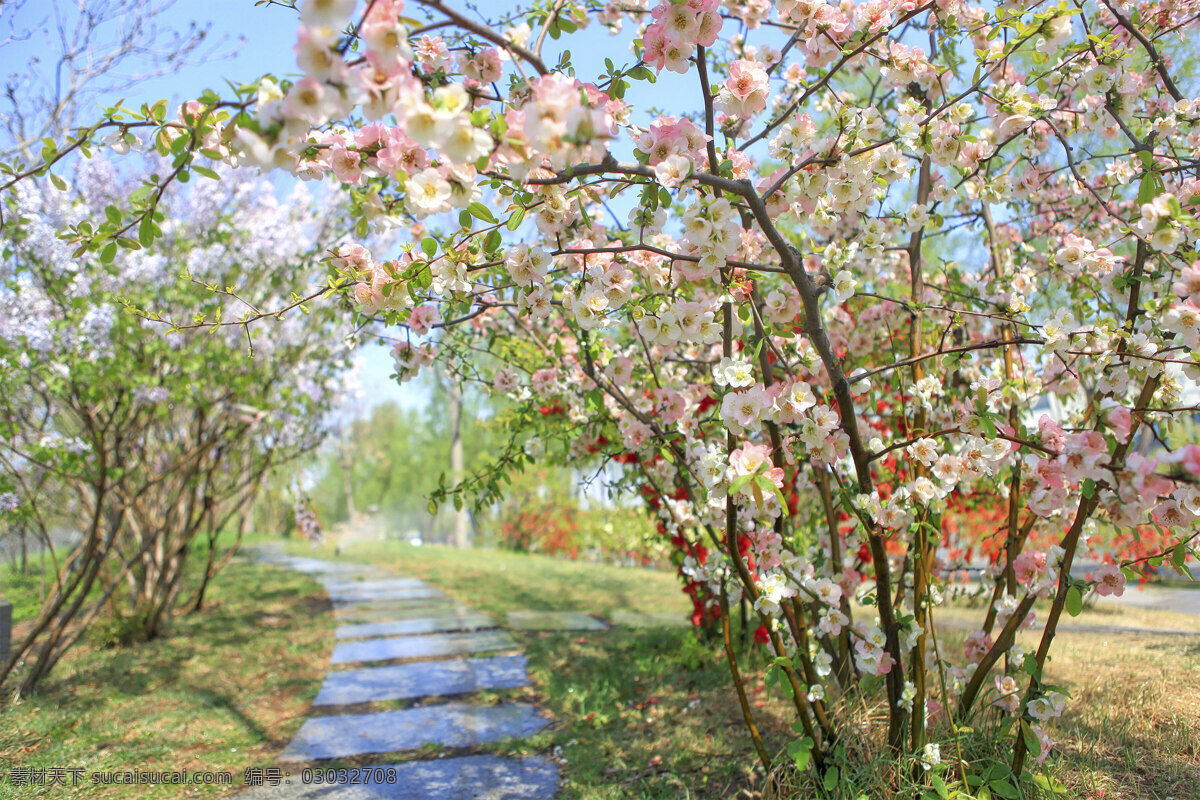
517 626 772 800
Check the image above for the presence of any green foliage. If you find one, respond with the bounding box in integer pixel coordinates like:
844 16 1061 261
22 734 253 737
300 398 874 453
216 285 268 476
309 384 503 535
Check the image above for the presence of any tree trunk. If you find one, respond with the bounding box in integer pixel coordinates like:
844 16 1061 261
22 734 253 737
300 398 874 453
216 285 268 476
448 381 470 548
340 442 357 522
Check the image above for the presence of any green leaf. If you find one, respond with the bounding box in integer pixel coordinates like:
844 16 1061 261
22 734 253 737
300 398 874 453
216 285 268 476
1033 773 1068 794
506 206 525 231
931 774 949 800
100 242 117 264
1021 719 1042 758
1065 584 1083 617
729 473 754 495
138 216 160 247
49 172 67 191
755 474 788 511
104 205 122 224
1137 171 1163 205
421 237 438 258
786 737 811 771
1171 542 1186 569
485 229 501 254
990 780 1020 799
468 202 498 224
823 766 839 792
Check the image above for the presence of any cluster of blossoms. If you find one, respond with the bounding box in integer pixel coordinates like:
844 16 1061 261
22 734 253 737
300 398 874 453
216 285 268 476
509 75 619 174
635 115 711 189
390 340 437 383
293 497 325 546
716 59 771 119
642 0 722 74
676 196 745 278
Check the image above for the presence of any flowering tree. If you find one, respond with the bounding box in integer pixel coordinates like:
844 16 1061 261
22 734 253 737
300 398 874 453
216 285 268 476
0 162 353 693
6 0 1200 790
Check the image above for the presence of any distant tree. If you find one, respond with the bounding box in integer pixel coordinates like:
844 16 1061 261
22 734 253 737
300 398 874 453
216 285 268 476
310 380 503 542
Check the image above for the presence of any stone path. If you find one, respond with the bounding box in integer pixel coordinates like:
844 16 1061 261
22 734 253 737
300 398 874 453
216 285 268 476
950 557 1200 616
241 548 559 800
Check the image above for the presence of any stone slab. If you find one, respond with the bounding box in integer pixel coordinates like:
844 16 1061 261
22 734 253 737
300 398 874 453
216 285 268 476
333 604 475 623
332 596 454 612
506 611 607 632
336 614 495 640
273 557 368 575
610 610 691 629
329 588 446 604
314 655 528 706
237 754 558 799
321 578 430 594
331 631 518 666
278 702 549 761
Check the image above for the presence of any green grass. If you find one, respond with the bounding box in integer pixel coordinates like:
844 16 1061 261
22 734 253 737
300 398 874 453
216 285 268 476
0 557 333 798
288 537 1200 800
302 538 692 620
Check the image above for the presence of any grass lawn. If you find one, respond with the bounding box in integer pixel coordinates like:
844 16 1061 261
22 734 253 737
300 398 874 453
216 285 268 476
0 557 333 798
3 535 1196 799
285 537 1200 799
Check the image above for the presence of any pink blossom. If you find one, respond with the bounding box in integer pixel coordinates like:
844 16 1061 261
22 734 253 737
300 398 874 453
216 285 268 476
719 59 770 118
1105 405 1133 442
1091 563 1126 597
728 442 784 488
1172 261 1200 302
408 305 441 335
964 630 992 663
1013 549 1047 585
531 367 560 396
326 145 362 183
1179 443 1200 476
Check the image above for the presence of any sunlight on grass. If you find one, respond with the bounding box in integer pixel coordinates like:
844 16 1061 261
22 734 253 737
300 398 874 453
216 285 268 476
0 558 333 799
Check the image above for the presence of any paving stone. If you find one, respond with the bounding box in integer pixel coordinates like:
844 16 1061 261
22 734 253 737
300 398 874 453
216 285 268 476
610 610 691 629
278 702 550 761
277 557 369 575
321 578 430 594
332 596 460 612
331 630 518 666
329 587 446 604
506 611 607 632
336 614 495 640
238 754 558 799
333 604 474 623
314 655 529 706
